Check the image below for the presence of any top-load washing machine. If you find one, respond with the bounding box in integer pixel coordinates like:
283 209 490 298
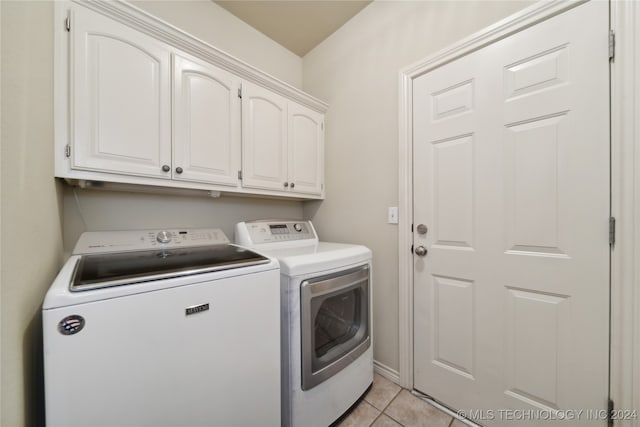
43 228 281 427
235 220 373 427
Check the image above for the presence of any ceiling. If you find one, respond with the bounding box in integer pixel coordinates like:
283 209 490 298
215 1 372 57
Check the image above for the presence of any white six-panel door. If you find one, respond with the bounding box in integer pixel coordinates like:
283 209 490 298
412 2 609 425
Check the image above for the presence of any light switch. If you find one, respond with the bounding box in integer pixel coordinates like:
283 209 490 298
388 207 399 224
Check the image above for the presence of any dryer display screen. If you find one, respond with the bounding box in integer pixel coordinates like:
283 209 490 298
269 225 289 234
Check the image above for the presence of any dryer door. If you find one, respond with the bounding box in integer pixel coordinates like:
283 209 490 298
300 265 370 390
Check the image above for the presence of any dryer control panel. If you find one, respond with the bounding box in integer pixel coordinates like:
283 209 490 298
235 220 317 245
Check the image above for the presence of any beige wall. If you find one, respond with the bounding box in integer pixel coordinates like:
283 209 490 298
132 0 303 89
1 1 304 426
0 0 3 422
302 0 531 372
1 2 64 426
1 0 3 421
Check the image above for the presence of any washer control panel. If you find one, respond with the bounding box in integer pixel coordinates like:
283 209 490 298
73 228 230 255
235 221 317 245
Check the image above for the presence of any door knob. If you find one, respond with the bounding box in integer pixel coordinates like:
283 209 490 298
414 246 428 257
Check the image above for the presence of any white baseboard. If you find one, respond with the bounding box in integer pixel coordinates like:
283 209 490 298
373 360 401 385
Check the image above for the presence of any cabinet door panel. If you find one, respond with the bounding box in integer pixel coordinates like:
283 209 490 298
241 82 288 191
72 7 171 178
173 54 240 186
288 102 324 195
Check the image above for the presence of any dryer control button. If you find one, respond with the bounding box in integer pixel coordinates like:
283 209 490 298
293 223 303 232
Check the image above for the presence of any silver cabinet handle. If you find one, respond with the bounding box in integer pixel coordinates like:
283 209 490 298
284 182 289 188
162 165 170 172
290 182 295 189
414 246 428 257
175 167 183 174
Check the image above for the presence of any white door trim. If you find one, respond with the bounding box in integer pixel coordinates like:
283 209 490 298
399 2 639 419
610 1 640 425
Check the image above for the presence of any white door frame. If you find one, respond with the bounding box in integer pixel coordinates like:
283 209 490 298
398 0 640 422
609 0 640 423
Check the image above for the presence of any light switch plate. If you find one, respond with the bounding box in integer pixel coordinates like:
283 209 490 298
388 207 399 224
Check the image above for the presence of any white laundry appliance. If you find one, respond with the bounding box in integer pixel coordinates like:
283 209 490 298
43 228 281 427
235 220 373 427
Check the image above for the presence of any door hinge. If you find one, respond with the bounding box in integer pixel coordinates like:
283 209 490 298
321 122 324 131
65 14 71 32
609 30 615 61
237 170 243 180
411 223 414 232
237 86 242 99
609 216 616 246
607 398 614 427
410 244 414 254
65 144 71 158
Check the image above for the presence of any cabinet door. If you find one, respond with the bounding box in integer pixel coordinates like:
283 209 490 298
241 81 288 191
72 7 172 178
288 102 324 195
173 54 241 186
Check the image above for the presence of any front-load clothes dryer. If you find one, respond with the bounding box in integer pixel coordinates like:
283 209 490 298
43 228 281 427
235 220 373 427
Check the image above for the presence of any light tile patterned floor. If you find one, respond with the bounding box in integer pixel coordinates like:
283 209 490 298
336 374 465 427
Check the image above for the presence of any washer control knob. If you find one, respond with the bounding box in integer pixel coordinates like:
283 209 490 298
293 223 303 232
156 231 172 244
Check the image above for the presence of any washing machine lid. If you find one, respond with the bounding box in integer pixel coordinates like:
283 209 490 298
256 242 371 276
71 244 270 291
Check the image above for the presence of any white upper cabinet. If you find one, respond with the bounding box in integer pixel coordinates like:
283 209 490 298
56 2 327 199
242 83 325 196
173 53 241 187
71 6 172 179
241 81 289 192
288 102 324 196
